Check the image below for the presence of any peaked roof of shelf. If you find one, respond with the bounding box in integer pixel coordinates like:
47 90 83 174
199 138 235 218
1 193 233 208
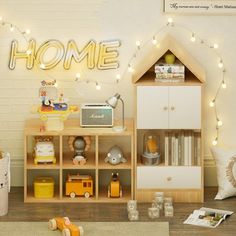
132 35 206 84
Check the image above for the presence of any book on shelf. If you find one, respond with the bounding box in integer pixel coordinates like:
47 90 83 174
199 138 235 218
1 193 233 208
188 132 195 166
184 131 189 166
164 134 169 166
168 132 172 165
155 61 185 74
177 134 182 166
196 132 201 166
155 77 185 83
171 134 175 166
155 60 185 83
180 131 185 166
164 131 201 166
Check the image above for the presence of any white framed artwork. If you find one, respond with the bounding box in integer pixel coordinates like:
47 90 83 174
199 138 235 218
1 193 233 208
164 0 236 14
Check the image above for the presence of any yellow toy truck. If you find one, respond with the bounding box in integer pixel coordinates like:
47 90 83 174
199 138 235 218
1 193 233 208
108 172 122 198
49 217 83 236
65 174 93 198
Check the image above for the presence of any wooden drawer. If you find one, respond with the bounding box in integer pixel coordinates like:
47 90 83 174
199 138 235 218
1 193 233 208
137 166 201 189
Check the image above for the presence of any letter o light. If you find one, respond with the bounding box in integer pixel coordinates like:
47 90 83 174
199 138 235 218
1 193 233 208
36 40 64 70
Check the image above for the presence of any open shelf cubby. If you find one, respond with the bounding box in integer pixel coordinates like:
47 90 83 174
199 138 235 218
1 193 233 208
24 118 134 203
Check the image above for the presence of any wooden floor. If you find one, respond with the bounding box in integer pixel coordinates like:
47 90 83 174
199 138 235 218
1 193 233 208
1 187 236 236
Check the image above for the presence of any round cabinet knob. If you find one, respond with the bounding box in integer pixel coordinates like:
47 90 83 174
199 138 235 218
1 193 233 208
170 106 175 111
166 176 172 181
163 106 168 111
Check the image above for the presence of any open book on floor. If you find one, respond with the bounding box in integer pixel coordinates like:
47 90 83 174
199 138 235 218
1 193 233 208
184 207 233 228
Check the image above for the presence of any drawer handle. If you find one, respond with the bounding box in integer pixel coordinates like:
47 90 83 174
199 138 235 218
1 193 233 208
170 106 175 111
166 177 172 181
163 106 168 111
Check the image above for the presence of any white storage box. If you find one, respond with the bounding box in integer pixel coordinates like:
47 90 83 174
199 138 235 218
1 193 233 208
0 152 10 216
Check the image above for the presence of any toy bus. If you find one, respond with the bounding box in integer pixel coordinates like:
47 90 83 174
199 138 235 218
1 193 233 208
65 174 93 198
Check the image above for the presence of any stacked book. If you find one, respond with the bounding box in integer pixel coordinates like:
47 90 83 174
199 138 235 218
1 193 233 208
155 61 185 82
164 131 201 166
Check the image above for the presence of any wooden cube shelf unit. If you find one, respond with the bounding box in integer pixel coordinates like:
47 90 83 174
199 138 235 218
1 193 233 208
133 35 205 203
24 118 134 203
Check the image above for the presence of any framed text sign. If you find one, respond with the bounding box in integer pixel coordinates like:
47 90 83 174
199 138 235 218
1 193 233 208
164 0 236 14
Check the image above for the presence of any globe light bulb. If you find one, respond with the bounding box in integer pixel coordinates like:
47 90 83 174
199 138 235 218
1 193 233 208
168 17 173 23
10 25 14 32
222 81 227 89
0 16 2 21
213 43 219 49
128 64 134 73
209 101 215 107
76 73 81 79
54 82 58 88
217 120 223 126
25 29 31 35
136 40 141 49
212 139 218 146
218 60 223 68
116 74 121 80
152 37 157 45
96 82 101 90
190 33 196 42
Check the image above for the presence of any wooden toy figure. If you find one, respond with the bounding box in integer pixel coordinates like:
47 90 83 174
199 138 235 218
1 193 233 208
39 80 57 111
108 172 122 198
49 216 84 236
68 136 91 165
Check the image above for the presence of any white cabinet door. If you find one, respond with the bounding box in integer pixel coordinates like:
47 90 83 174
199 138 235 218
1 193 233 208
169 86 201 129
137 86 169 129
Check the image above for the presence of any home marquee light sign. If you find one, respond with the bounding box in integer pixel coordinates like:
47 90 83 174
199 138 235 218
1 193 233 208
164 0 236 14
9 39 121 70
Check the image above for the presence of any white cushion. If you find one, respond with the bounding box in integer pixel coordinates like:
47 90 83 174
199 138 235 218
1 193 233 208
211 147 236 200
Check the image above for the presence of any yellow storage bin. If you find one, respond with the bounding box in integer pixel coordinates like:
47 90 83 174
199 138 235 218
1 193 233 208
34 177 54 198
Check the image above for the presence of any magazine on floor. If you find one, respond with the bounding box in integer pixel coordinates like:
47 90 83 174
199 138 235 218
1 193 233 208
184 207 233 228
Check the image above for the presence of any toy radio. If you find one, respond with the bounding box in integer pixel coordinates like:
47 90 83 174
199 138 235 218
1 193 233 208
80 103 113 127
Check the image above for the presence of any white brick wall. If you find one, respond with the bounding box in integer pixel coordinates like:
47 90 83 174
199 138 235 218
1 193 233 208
0 0 235 186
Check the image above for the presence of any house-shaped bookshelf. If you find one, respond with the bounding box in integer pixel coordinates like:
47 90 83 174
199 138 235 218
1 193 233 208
133 35 205 203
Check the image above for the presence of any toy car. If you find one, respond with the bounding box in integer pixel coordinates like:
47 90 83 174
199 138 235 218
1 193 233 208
34 141 56 164
108 173 122 198
65 174 93 198
49 217 84 236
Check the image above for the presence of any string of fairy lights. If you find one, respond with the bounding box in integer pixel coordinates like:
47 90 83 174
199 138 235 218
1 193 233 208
0 15 227 145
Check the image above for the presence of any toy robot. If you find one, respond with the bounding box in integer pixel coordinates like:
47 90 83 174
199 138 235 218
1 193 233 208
73 137 86 165
68 136 91 165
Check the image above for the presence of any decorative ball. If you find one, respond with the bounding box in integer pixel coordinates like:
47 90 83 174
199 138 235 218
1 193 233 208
165 53 175 64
